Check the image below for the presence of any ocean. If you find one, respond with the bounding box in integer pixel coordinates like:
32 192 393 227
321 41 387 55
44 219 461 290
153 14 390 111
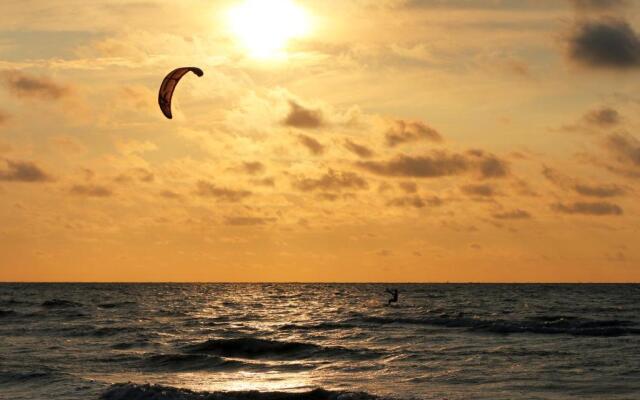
1 283 639 400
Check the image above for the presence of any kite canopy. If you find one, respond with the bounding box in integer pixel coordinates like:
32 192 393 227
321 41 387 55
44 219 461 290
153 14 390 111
158 67 204 119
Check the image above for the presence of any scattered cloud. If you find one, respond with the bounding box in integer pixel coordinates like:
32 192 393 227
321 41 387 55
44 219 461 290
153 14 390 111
283 100 324 129
570 0 627 12
461 184 496 197
574 183 625 197
357 151 509 179
69 184 112 197
241 161 265 175
293 169 369 192
493 209 532 220
387 195 443 208
583 106 620 127
195 180 252 201
398 181 418 193
0 70 71 100
114 168 154 184
297 134 325 155
603 132 640 168
159 190 182 200
552 201 623 215
385 120 442 147
566 19 640 69
0 160 52 182
344 139 374 158
225 216 276 226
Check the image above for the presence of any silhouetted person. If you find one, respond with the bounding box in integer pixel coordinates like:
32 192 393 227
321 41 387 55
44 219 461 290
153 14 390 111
385 288 398 305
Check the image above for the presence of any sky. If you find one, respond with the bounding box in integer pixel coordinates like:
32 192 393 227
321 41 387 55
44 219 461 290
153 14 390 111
1 0 639 282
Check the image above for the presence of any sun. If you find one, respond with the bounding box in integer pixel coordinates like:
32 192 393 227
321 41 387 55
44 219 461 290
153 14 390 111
227 0 310 60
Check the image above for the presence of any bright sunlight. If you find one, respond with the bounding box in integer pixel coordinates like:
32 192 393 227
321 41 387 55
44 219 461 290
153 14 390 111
227 0 311 59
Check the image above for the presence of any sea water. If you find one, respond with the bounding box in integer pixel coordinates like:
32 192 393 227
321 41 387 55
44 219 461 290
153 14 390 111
1 283 639 399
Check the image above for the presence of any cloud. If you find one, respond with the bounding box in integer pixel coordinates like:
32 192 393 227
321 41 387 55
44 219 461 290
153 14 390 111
1 70 71 99
159 190 182 200
114 168 154 184
0 160 52 182
570 0 627 11
461 184 495 197
385 120 442 147
344 139 374 158
241 161 265 175
252 177 276 187
583 106 621 127
493 209 532 220
603 132 640 168
293 169 369 192
552 201 623 215
566 19 640 69
357 151 509 179
195 180 252 201
0 110 9 126
398 181 418 193
283 100 324 129
386 195 442 208
225 216 276 226
574 183 625 197
69 184 113 197
297 134 325 155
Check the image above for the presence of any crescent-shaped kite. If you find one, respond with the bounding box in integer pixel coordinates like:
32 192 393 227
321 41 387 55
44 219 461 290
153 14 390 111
158 67 204 119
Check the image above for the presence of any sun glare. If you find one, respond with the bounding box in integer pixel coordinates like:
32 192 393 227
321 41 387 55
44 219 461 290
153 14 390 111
227 0 310 59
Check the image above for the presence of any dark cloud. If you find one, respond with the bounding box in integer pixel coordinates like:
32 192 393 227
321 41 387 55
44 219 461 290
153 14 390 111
398 181 418 193
567 19 640 69
241 161 265 175
493 209 532 220
358 153 468 178
461 184 496 197
283 100 324 129
297 134 325 155
114 168 154 184
252 177 276 187
293 169 369 192
69 184 112 197
570 0 627 11
0 160 52 182
0 110 9 125
195 180 252 201
225 216 275 226
574 183 625 197
603 132 640 167
477 154 510 178
1 70 71 99
357 151 509 179
385 120 442 147
344 139 374 158
159 190 182 200
584 107 621 127
552 201 623 215
387 195 442 208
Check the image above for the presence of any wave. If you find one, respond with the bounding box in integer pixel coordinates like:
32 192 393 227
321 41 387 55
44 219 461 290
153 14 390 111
143 353 246 372
41 299 83 308
279 322 356 331
0 309 17 318
357 315 640 337
98 301 136 309
185 337 379 360
101 383 388 400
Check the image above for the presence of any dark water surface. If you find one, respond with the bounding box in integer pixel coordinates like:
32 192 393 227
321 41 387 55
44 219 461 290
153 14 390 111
1 283 639 399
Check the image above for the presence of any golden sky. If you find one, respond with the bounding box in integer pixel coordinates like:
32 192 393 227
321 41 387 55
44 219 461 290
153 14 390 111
1 0 639 282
